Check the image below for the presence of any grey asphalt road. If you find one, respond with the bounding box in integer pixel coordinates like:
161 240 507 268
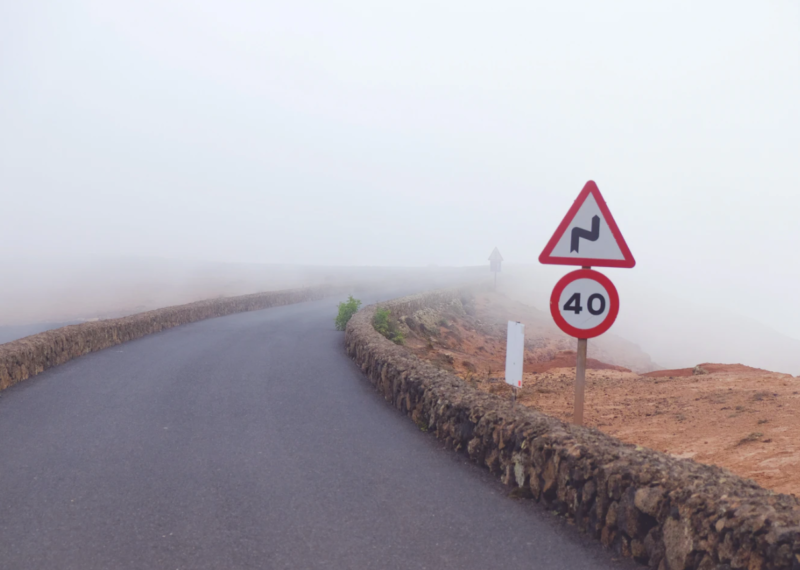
0 294 636 570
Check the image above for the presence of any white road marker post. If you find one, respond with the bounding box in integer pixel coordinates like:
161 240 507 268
505 321 525 405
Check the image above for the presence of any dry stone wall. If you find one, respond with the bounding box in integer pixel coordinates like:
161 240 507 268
345 291 800 570
0 286 337 391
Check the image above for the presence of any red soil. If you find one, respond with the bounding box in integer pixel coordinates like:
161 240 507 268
403 291 800 497
524 350 630 374
643 363 776 378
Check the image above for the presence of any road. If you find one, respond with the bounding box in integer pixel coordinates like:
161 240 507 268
0 293 635 570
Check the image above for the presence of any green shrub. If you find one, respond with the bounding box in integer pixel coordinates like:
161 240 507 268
373 307 390 336
335 296 362 331
373 307 405 344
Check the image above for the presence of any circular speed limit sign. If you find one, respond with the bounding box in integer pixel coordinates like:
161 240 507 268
550 269 619 339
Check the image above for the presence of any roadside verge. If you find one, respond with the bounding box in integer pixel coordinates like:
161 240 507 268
345 289 800 570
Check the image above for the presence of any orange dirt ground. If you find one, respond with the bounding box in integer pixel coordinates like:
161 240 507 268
404 292 800 497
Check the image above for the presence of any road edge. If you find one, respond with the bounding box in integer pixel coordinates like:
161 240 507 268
345 289 800 570
0 285 342 391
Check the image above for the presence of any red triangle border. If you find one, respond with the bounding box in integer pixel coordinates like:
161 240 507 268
538 181 636 268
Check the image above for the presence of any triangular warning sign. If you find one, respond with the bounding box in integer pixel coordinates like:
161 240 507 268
539 181 635 268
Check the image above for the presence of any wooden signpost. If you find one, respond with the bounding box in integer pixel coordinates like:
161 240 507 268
539 181 635 425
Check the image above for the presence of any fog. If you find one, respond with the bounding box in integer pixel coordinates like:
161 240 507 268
1 2 799 372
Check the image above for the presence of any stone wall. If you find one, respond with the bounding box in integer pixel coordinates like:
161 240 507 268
0 286 337 391
345 292 800 570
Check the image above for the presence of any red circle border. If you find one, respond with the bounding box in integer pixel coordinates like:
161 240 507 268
549 269 620 339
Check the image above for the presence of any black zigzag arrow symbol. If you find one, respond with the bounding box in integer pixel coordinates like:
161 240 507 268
570 215 600 253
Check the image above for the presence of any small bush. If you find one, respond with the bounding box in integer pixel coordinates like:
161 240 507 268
335 296 362 331
373 307 405 344
736 432 763 446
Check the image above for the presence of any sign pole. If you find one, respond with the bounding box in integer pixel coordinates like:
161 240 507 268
574 338 587 425
573 264 592 426
540 181 636 426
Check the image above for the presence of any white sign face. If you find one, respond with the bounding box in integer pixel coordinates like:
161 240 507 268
539 181 635 269
505 321 525 388
549 269 620 339
549 193 625 261
557 278 612 331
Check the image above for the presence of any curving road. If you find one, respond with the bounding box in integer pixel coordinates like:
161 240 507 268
0 293 635 570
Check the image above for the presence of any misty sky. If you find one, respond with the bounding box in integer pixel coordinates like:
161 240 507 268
1 2 799 339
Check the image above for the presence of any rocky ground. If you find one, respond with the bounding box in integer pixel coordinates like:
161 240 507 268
398 291 800 497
